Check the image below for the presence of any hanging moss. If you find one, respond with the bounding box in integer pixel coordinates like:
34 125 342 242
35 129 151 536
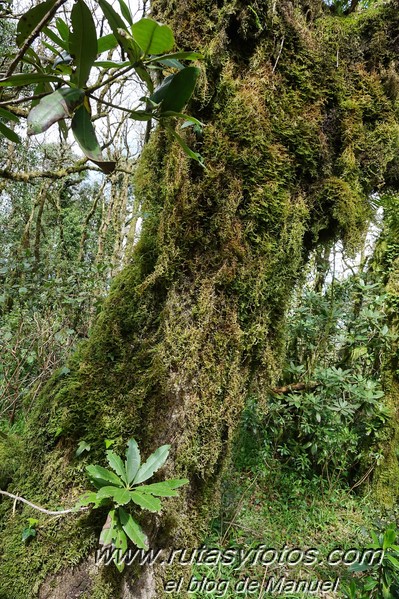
2 1 399 597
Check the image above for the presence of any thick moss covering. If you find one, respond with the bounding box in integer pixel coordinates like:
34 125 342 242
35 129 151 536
2 1 399 597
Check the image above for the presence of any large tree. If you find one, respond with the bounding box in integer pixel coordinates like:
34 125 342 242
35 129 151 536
1 0 399 597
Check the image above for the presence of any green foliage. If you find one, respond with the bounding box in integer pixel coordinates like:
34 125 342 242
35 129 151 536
76 438 188 571
239 265 395 488
1 4 204 168
343 523 399 598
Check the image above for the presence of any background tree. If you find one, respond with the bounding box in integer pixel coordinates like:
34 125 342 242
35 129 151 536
1 0 399 597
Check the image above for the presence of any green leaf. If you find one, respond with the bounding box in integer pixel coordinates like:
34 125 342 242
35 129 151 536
96 486 131 505
161 111 203 128
138 479 189 496
97 33 118 54
132 18 174 55
71 104 116 174
385 554 399 569
125 438 141 484
74 491 101 508
119 506 148 549
93 60 130 69
0 73 65 87
0 122 21 144
27 87 84 135
146 51 203 64
76 440 91 457
27 518 38 527
69 0 97 87
106 450 128 485
97 0 141 63
130 110 153 121
133 444 170 485
16 0 56 47
55 17 69 43
129 490 162 512
118 0 132 25
150 74 174 105
0 107 19 122
86 464 124 488
22 527 37 542
43 26 69 51
158 66 200 113
134 64 154 94
100 510 116 546
167 126 204 166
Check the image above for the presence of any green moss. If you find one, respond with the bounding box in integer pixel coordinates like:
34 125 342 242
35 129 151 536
2 1 399 597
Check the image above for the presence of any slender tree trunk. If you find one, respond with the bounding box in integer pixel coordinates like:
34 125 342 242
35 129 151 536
2 1 399 597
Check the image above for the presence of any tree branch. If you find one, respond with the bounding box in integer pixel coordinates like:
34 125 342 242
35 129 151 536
270 381 319 394
2 0 69 79
0 489 90 516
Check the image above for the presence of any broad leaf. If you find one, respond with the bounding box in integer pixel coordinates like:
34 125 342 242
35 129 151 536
43 26 69 51
125 438 140 484
69 0 97 87
146 51 203 64
106 450 128 485
167 125 204 166
71 104 116 174
133 444 170 485
94 60 130 69
96 486 131 505
119 506 148 549
76 440 91 456
132 18 174 55
97 33 118 54
130 490 162 512
99 510 116 546
159 66 200 113
16 0 56 47
118 0 132 25
0 73 64 87
0 123 20 144
130 110 153 121
86 464 124 488
27 87 84 135
138 479 189 496
55 17 69 43
97 0 141 64
0 107 19 123
74 491 100 508
150 74 174 105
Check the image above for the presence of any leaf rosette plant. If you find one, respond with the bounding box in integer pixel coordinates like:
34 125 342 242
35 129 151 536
76 439 188 571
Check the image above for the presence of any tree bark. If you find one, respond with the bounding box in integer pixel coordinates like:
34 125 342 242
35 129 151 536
2 1 399 597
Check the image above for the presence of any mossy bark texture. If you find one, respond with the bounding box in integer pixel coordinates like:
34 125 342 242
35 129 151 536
2 1 399 597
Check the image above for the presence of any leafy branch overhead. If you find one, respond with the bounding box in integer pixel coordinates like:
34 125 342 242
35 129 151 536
76 438 188 571
0 0 204 171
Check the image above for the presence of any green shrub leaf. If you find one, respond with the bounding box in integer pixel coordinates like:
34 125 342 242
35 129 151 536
129 490 162 512
133 444 170 484
106 450 128 484
27 87 84 135
16 0 56 47
125 438 140 484
69 0 97 87
132 18 174 55
119 506 148 549
86 464 124 488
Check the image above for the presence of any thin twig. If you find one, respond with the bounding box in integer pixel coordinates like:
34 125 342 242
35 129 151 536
0 489 90 516
272 36 284 74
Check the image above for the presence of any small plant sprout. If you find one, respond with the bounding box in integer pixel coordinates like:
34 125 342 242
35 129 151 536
76 439 188 571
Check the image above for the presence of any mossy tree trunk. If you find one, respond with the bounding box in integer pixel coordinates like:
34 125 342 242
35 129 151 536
2 1 399 597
